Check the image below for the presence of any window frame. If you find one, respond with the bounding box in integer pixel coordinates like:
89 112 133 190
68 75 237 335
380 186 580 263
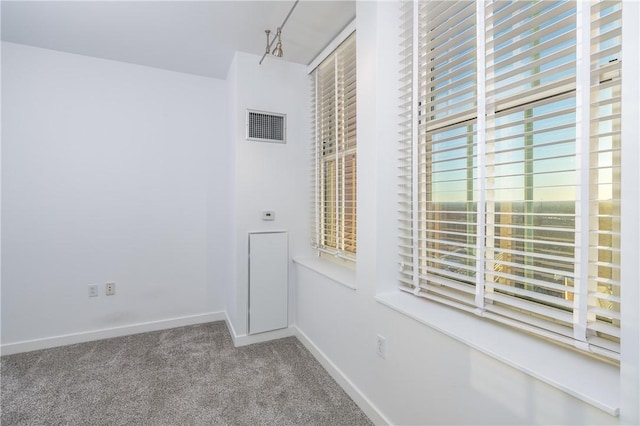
311 31 357 262
399 0 623 361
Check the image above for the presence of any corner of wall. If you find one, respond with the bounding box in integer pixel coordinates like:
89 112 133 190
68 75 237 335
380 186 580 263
223 52 240 333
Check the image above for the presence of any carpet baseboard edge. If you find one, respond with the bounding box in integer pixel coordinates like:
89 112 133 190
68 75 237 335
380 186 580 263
294 327 391 426
0 312 226 356
223 312 296 347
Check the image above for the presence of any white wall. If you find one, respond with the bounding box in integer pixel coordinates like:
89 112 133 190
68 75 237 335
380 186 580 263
293 2 634 425
1 42 227 346
1 11 4 350
620 1 640 423
225 52 311 337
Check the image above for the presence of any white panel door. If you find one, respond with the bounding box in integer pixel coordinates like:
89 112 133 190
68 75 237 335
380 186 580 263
249 232 288 334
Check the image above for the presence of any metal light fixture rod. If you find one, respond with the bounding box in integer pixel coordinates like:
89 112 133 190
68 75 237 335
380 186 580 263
259 0 300 65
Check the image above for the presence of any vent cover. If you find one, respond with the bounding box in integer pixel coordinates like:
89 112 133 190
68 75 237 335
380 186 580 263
246 110 286 143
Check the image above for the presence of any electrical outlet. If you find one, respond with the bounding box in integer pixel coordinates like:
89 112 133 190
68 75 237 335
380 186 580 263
105 282 116 296
376 335 386 359
88 284 99 297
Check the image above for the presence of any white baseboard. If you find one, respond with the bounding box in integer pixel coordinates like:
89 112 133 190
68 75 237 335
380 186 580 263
233 327 296 346
223 312 295 347
0 312 226 356
294 327 391 426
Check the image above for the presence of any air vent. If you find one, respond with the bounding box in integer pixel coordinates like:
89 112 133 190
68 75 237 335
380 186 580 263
246 110 286 143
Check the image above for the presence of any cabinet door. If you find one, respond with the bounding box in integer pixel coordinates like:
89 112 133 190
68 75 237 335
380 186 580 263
249 232 288 334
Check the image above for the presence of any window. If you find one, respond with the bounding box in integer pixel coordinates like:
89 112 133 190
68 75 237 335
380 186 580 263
399 1 622 360
311 33 357 261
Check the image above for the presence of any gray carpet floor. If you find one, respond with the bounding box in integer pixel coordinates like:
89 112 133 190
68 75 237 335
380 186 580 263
0 321 372 426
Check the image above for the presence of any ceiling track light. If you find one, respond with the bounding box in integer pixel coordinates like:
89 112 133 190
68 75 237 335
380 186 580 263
272 28 283 58
259 0 299 65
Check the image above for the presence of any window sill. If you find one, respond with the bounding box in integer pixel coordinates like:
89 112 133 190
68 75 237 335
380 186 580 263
293 256 356 290
375 290 620 417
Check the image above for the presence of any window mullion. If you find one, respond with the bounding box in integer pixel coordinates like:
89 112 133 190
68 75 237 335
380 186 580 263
573 0 591 349
340 152 346 253
485 0 499 312
474 0 487 313
411 0 420 294
314 71 321 252
334 53 341 253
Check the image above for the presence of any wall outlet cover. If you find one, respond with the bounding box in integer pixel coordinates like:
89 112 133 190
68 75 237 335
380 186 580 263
88 284 99 297
105 282 116 296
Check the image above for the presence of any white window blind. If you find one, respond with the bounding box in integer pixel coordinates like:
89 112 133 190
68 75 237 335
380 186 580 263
399 0 622 360
311 32 357 260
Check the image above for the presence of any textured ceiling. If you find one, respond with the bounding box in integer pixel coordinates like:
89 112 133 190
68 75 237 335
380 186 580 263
1 1 355 79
